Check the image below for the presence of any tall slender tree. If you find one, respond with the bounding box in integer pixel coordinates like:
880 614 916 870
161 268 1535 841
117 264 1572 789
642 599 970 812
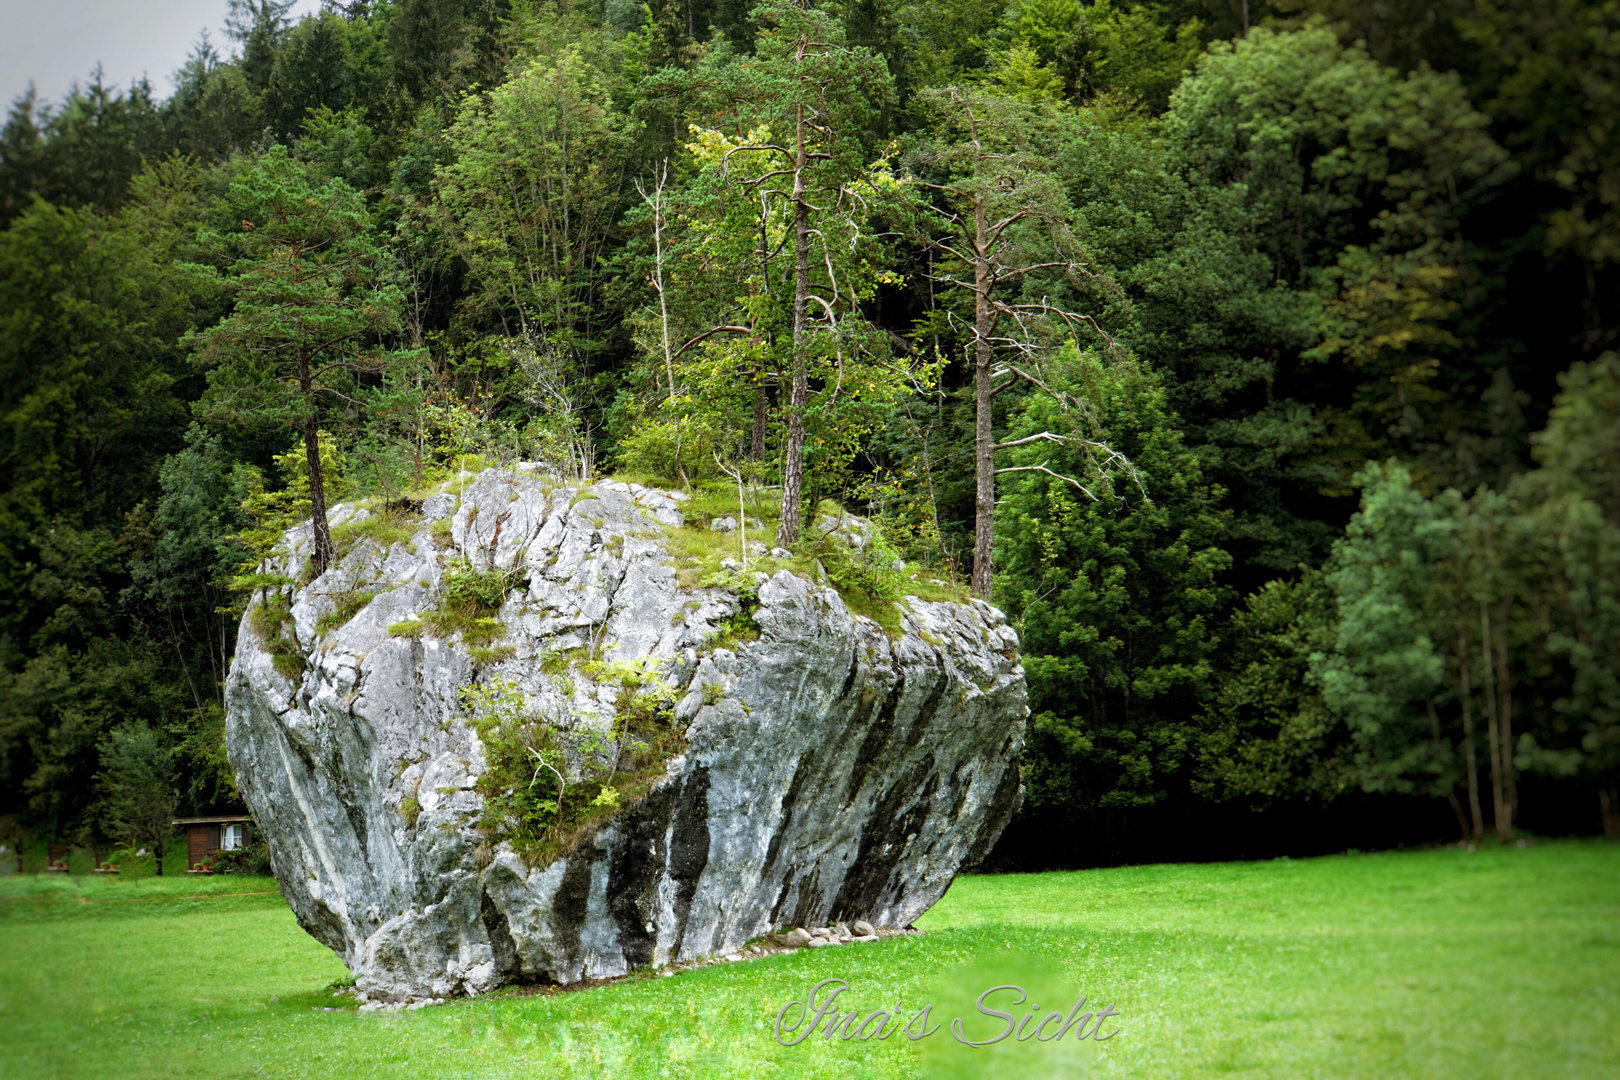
914 85 1124 596
684 0 902 545
189 146 403 576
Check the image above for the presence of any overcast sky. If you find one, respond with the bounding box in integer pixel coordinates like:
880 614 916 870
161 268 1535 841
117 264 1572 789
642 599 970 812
0 0 323 113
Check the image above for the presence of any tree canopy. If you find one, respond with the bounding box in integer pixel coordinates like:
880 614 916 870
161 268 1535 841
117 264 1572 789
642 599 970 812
3 0 1618 861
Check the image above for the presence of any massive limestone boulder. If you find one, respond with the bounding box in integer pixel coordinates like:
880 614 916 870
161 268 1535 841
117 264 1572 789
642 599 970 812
225 468 1026 1003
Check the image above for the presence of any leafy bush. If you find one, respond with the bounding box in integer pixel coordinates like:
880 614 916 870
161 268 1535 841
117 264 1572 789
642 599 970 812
202 842 272 876
807 516 905 632
614 417 726 485
440 558 515 614
249 598 306 678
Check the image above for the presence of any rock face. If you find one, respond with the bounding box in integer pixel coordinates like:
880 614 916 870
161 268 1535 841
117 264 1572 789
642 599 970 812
225 468 1026 1003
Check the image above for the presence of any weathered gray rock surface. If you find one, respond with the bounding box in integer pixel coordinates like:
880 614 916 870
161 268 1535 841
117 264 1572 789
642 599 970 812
225 467 1026 1003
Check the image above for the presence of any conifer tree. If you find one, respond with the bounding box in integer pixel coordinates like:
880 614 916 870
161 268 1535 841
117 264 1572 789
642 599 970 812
189 146 403 576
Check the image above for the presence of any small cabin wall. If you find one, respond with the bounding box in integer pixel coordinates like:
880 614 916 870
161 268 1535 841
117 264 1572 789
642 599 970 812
187 825 221 870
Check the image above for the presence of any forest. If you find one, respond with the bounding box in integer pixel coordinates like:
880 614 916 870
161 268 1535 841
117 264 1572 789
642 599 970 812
1 0 1617 870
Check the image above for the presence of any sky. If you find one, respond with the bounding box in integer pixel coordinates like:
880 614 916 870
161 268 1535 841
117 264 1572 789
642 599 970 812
0 0 323 113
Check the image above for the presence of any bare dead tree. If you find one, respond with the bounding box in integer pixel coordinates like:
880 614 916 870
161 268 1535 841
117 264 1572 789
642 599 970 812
917 86 1136 597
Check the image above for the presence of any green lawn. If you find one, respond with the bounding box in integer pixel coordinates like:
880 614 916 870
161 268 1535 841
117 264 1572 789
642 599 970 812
1 841 1615 1079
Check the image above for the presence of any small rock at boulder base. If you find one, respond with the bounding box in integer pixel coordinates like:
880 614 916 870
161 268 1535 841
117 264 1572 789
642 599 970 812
226 468 1027 1003
852 919 877 937
709 516 738 533
784 928 814 948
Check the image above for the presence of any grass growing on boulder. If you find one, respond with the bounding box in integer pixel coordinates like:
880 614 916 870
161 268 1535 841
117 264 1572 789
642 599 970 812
649 480 960 638
802 511 908 635
656 479 783 589
315 588 378 636
249 595 306 678
329 500 421 563
697 566 764 650
388 558 520 648
429 516 454 548
467 644 516 666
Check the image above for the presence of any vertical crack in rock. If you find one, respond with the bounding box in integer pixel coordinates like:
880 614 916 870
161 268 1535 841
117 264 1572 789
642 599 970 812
837 648 860 699
842 677 904 807
225 471 1026 1002
764 752 814 877
787 863 823 929
902 661 949 753
962 753 1025 871
481 890 521 983
550 851 595 970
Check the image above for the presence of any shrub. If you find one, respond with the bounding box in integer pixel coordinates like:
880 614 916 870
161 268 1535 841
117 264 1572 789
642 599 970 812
250 597 307 677
461 671 681 867
808 518 905 633
202 843 272 876
614 417 725 485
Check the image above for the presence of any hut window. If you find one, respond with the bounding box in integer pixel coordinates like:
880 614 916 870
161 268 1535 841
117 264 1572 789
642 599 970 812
222 824 244 851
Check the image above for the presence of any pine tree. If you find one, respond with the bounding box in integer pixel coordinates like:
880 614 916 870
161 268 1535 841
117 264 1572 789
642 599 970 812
188 146 404 576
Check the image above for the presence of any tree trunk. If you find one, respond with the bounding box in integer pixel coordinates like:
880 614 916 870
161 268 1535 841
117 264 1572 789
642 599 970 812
1456 628 1484 839
1495 601 1517 831
1431 698 1470 840
1601 782 1619 840
776 97 811 550
752 371 768 463
1479 602 1509 840
300 338 333 577
1445 790 1470 841
971 192 995 599
303 413 332 576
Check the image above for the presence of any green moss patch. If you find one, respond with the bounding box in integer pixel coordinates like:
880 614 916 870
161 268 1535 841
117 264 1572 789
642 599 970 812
463 665 683 869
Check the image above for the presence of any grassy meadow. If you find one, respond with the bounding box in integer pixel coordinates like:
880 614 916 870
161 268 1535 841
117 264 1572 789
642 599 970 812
0 841 1615 1079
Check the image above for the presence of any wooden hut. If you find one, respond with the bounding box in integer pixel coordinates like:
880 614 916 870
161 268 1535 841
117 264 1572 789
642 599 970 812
172 815 254 872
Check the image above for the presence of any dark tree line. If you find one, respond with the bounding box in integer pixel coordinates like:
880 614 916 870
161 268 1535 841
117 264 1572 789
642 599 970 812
2 0 1617 868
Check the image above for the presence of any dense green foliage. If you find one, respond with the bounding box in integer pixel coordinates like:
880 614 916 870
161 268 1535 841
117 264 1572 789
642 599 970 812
2 843 1616 1077
3 0 1619 863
